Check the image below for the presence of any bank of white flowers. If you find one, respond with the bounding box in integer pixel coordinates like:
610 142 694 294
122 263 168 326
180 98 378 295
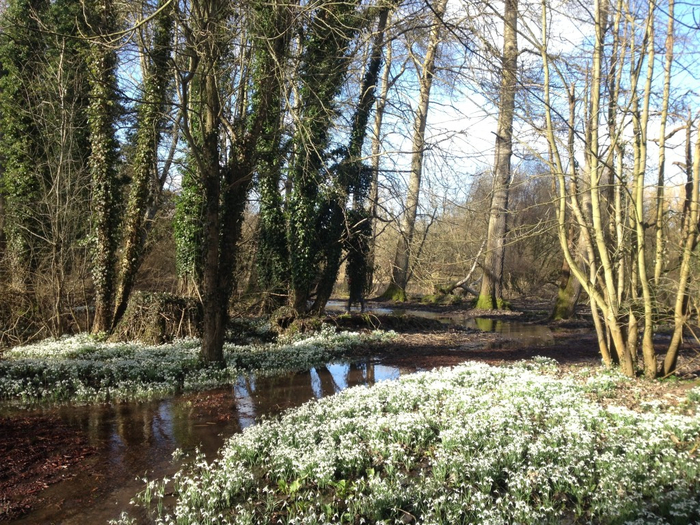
118 360 700 525
0 326 393 404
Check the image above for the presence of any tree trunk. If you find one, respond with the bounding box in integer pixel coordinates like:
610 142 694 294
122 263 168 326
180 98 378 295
664 121 700 375
366 41 393 295
380 0 447 301
312 5 392 313
551 89 584 321
177 0 231 363
112 0 174 329
632 3 657 377
551 254 582 320
88 0 120 334
199 61 225 363
476 0 518 310
653 0 674 288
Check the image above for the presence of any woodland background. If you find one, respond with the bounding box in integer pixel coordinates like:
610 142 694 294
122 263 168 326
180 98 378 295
0 0 698 377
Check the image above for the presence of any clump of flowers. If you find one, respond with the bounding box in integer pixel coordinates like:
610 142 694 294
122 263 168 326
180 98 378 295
0 328 394 404
120 362 700 525
689 386 700 403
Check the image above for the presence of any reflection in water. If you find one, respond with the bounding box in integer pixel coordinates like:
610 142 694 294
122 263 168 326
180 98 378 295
7 359 410 525
464 317 554 346
474 317 495 332
229 361 405 433
325 301 554 347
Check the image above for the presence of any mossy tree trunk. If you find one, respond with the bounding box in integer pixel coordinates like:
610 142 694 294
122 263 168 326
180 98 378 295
551 255 582 320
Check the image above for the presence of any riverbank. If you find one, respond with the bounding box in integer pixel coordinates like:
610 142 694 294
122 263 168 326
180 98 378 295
2 301 700 523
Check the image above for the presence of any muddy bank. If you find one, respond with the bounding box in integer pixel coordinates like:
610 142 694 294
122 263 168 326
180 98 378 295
0 416 96 521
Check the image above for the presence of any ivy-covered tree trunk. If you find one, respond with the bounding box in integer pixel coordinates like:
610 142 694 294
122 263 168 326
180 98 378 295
476 0 518 310
253 0 293 305
287 0 361 313
183 0 229 363
112 0 174 329
87 0 121 334
311 4 392 313
182 0 280 362
174 156 205 295
0 0 50 282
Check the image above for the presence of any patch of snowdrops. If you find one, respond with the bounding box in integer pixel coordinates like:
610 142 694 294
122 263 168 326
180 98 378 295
0 326 394 404
119 360 700 525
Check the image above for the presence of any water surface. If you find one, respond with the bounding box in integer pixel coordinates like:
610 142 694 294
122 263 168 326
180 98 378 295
326 300 554 346
6 360 414 524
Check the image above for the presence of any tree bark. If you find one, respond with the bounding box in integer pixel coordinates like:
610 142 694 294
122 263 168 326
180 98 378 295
476 0 518 310
199 57 225 363
380 0 447 301
88 0 120 334
112 0 174 329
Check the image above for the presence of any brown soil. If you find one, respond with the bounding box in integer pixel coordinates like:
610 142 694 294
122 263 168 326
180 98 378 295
1 297 699 521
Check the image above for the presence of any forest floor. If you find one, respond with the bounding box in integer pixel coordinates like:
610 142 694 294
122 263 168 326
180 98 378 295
2 297 699 522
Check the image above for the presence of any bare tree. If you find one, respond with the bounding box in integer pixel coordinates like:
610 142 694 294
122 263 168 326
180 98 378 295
539 0 698 377
380 0 448 301
476 0 518 310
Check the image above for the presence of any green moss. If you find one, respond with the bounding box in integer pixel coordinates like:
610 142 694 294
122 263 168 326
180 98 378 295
552 287 575 320
475 294 495 310
377 283 407 302
475 295 510 311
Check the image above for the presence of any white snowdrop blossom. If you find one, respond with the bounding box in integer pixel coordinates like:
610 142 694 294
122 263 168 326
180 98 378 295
119 362 700 525
0 328 395 404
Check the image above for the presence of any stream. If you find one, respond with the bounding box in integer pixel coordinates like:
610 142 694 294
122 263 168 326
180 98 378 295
4 361 416 524
4 307 553 523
